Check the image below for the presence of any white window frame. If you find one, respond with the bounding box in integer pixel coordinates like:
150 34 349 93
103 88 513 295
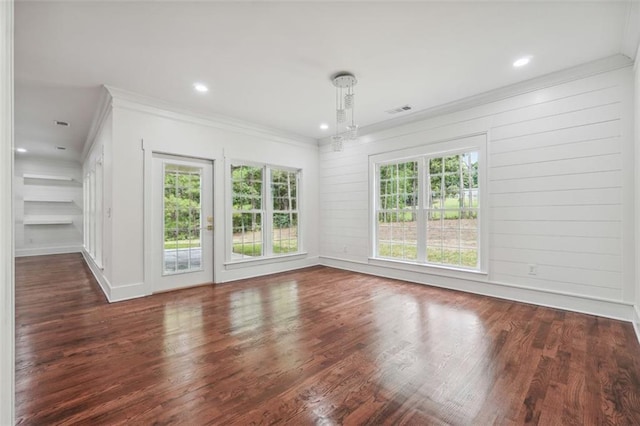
225 159 303 264
369 133 488 274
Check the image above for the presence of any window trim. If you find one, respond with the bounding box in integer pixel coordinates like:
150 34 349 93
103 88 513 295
369 133 488 274
225 159 303 264
83 155 104 269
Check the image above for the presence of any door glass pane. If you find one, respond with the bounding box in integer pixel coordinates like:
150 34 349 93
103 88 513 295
163 163 203 275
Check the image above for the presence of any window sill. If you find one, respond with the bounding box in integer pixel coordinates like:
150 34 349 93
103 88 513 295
368 257 488 280
225 252 308 270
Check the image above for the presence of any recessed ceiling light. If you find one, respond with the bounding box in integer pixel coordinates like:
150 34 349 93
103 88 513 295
320 123 329 130
16 148 27 153
193 83 209 93
513 56 531 68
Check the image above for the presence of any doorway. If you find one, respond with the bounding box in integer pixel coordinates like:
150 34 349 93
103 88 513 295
151 154 214 292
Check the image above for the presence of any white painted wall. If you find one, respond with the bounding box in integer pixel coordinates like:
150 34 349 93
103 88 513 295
320 65 636 321
14 157 83 256
0 0 14 423
82 109 112 298
85 92 319 301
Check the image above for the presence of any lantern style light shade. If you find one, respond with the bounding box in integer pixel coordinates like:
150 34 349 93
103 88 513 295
331 135 344 152
331 73 358 150
345 93 354 109
346 124 359 140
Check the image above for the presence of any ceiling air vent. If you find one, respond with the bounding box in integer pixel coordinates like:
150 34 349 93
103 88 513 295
54 120 70 127
385 105 412 115
55 146 67 151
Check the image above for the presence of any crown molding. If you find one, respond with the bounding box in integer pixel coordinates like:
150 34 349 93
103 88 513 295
104 86 318 150
320 54 633 146
81 85 113 162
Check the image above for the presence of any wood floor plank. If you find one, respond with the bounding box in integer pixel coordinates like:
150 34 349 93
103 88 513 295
14 253 640 425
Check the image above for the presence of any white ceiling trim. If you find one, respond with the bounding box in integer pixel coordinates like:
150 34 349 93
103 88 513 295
81 86 112 162
105 86 319 150
320 54 633 146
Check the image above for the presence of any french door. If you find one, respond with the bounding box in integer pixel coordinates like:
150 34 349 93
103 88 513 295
152 154 214 292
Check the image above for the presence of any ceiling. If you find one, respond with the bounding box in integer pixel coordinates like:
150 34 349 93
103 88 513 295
14 1 639 160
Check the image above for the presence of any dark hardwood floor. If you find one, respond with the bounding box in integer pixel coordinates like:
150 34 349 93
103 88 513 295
15 253 640 425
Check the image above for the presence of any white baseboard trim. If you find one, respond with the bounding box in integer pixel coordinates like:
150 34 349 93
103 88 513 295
106 256 320 301
319 256 635 323
82 250 112 302
81 251 149 303
110 282 148 303
16 245 82 257
633 305 640 345
82 252 321 303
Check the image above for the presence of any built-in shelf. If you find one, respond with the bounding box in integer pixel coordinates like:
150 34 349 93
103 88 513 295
23 216 73 225
23 173 74 181
24 198 74 203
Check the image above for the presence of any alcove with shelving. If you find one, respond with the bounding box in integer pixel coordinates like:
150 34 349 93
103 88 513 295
15 159 83 256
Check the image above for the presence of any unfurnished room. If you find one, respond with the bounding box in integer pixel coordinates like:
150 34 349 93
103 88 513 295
1 1 640 424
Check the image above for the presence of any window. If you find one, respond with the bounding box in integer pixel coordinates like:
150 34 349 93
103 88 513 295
377 161 419 261
231 165 263 258
271 169 299 254
372 135 484 272
229 162 301 261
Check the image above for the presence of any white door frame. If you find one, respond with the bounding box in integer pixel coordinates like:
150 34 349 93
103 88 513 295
151 153 214 292
142 142 217 296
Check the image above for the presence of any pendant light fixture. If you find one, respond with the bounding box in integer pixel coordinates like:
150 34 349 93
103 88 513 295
331 72 358 152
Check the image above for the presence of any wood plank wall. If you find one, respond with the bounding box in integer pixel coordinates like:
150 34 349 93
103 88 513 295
319 67 633 307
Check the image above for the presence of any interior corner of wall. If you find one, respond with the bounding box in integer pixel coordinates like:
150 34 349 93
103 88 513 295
633 304 640 345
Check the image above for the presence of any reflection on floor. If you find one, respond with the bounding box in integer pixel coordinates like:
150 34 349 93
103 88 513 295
14 253 640 424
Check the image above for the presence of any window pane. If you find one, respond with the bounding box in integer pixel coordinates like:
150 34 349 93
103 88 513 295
379 161 418 209
428 175 442 210
273 213 298 254
426 216 443 249
231 165 264 259
461 249 479 268
461 191 478 209
232 165 263 209
270 169 300 256
232 212 262 258
422 150 480 270
271 169 297 211
376 161 419 261
377 211 417 261
429 157 443 175
444 155 460 172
